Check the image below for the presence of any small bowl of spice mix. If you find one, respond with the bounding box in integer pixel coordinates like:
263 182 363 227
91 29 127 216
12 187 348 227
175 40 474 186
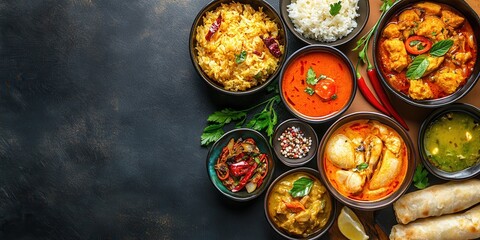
273 119 319 167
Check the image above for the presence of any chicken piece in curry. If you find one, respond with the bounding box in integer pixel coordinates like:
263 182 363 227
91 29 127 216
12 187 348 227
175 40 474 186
323 120 409 201
378 1 476 100
267 172 332 238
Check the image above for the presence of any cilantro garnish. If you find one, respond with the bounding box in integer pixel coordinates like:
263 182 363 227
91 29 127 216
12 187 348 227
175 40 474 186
329 1 342 16
413 163 430 189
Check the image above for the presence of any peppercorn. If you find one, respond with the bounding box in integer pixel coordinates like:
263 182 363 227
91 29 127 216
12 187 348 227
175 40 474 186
277 126 312 159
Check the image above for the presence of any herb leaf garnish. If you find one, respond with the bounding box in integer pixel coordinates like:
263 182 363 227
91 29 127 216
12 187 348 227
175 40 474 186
306 67 318 85
305 87 315 95
355 162 369 171
329 1 342 16
413 163 430 189
406 55 429 80
235 50 247 64
289 177 314 198
429 39 454 57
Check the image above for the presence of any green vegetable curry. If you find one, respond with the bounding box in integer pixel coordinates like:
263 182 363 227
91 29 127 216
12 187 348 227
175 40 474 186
424 112 480 172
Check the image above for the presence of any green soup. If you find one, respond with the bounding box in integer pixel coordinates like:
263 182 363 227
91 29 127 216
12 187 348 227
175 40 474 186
424 112 480 172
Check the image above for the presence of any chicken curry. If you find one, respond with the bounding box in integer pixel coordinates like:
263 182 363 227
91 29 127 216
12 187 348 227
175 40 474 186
378 2 477 100
323 120 409 201
267 172 332 238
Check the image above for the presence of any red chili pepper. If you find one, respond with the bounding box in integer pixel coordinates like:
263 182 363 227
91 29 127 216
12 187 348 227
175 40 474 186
205 14 222 41
215 162 229 181
356 71 390 116
228 161 250 177
405 36 432 55
367 68 409 130
231 162 257 192
262 37 281 58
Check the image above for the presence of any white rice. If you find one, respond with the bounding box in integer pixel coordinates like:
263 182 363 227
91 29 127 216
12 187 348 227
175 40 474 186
287 0 360 42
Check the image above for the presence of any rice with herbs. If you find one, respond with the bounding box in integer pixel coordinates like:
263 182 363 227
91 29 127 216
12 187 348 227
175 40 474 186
195 2 284 91
287 0 359 42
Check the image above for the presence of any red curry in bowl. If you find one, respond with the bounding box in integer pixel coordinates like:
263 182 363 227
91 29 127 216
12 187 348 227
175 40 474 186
280 45 355 122
377 1 477 100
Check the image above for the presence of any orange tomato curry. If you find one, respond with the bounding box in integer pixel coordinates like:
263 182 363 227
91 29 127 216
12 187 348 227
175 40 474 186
323 120 408 201
378 2 477 100
282 51 353 118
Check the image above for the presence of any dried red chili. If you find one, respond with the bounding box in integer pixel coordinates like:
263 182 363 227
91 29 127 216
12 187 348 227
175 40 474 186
262 37 281 58
205 14 222 41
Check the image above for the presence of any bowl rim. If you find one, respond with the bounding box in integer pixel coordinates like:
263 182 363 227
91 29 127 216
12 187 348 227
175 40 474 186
272 118 319 167
418 103 480 180
263 167 337 240
206 128 275 202
316 111 416 211
278 44 357 124
372 0 480 108
189 0 289 96
279 0 370 46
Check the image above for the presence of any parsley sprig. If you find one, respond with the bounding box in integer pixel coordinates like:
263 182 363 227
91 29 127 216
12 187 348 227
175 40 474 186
413 163 430 189
201 88 280 146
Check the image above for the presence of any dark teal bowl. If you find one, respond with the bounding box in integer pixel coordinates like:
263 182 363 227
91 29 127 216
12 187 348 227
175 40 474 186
206 128 275 201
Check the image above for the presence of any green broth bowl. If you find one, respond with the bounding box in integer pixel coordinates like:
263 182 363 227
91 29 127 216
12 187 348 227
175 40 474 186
419 103 480 180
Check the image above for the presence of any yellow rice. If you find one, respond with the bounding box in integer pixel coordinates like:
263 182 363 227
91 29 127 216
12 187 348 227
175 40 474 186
195 2 284 91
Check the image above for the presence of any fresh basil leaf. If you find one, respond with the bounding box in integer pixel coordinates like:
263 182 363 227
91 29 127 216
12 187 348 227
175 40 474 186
305 87 315 95
329 1 342 16
306 67 318 85
289 177 314 198
406 55 429 80
355 162 369 171
430 39 454 57
235 50 247 64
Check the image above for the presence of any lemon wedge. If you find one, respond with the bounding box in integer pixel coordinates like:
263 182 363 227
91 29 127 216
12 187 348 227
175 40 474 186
338 206 369 240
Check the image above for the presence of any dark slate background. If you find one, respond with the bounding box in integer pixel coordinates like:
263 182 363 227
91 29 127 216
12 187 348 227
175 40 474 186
0 0 307 239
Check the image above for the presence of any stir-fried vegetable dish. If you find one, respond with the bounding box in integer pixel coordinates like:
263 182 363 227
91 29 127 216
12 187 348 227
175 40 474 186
215 138 269 193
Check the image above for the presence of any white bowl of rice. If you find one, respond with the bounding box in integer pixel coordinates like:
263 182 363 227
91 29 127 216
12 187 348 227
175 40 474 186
190 0 288 96
280 0 369 46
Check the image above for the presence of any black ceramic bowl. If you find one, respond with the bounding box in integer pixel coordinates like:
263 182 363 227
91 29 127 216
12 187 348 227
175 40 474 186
206 128 275 202
189 0 288 97
418 103 480 180
317 112 416 211
372 0 480 108
273 118 319 167
279 45 357 124
280 0 369 46
264 167 336 240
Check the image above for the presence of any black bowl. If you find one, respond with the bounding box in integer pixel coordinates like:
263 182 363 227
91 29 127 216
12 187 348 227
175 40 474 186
278 44 357 124
418 103 480 180
280 0 369 46
372 0 480 108
272 118 319 167
264 167 336 239
189 0 288 97
317 112 416 211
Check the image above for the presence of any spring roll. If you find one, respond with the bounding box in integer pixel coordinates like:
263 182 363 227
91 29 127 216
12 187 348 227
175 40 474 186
393 179 480 224
390 204 480 240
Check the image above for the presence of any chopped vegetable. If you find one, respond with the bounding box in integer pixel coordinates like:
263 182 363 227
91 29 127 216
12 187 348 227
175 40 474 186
305 87 315 96
405 36 432 55
205 14 222 41
289 177 314 198
235 50 247 64
314 78 337 101
284 201 306 213
355 163 369 171
263 37 282 58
